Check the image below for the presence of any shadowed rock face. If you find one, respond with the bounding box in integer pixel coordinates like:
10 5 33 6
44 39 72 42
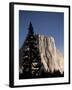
38 35 64 74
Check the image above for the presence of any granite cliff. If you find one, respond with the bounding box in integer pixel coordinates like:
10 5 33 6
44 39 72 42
38 35 64 74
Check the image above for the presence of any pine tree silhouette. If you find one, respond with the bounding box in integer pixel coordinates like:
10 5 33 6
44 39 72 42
19 22 41 79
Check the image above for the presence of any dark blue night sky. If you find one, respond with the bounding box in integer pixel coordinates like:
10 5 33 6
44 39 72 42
19 10 64 53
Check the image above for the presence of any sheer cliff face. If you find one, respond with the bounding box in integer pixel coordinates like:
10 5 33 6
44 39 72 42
38 35 64 74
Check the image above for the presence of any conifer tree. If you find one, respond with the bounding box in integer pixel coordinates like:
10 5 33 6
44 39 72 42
21 22 41 78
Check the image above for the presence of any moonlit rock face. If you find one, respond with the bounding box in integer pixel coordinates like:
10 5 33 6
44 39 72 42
38 35 64 74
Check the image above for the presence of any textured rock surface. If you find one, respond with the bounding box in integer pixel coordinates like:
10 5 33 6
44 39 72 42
38 35 64 74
